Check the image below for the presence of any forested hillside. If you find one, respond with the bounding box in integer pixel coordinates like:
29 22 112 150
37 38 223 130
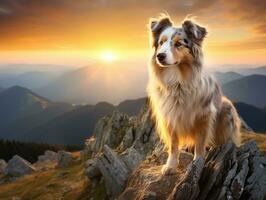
0 139 81 163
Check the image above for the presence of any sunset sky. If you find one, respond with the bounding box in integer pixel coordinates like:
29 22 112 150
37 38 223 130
0 0 265 67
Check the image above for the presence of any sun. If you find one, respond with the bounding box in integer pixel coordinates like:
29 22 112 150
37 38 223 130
100 51 118 62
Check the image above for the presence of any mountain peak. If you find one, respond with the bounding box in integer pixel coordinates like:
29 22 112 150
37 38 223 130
7 85 30 91
2 85 50 102
0 86 52 124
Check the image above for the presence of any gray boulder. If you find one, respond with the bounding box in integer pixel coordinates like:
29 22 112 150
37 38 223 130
0 159 7 174
57 151 73 168
34 150 58 170
5 155 36 177
37 150 58 163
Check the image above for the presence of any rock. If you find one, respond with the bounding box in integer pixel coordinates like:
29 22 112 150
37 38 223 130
82 137 96 158
198 142 236 200
119 127 135 151
5 155 36 177
34 150 58 170
93 111 132 152
95 145 129 199
0 159 7 174
118 141 266 200
143 191 157 200
119 151 193 200
120 147 145 171
84 103 162 198
57 151 73 168
85 159 101 179
84 101 266 200
241 141 266 200
168 157 205 200
37 150 58 163
230 156 249 199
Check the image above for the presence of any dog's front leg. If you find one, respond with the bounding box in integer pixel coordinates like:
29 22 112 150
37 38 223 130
193 123 211 160
194 135 206 160
193 115 214 160
162 132 179 175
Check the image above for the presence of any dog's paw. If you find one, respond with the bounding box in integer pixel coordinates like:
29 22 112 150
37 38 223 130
161 164 177 175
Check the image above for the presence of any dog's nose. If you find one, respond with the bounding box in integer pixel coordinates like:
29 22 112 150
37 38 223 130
157 53 166 62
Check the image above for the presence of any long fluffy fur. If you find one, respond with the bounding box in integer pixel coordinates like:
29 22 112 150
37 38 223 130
147 18 241 156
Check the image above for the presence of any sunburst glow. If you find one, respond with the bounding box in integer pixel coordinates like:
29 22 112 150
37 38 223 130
100 51 118 62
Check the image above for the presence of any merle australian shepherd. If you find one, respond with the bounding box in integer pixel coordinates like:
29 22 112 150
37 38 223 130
147 16 241 175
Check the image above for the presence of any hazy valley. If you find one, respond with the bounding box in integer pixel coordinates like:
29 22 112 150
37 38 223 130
0 64 265 147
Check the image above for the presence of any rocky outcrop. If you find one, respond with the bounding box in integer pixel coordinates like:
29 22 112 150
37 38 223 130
168 156 204 200
4 155 36 177
96 145 130 198
118 141 266 200
82 137 96 158
84 102 266 200
0 159 7 174
57 151 74 168
92 111 133 152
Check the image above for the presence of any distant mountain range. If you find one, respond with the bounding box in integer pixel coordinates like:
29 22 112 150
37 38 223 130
15 102 115 145
233 66 266 76
34 65 266 106
0 86 74 139
0 64 265 106
0 85 265 146
0 64 74 89
0 64 265 145
116 98 146 116
235 102 266 133
213 71 243 84
0 64 74 75
0 71 59 89
35 63 147 104
222 74 266 108
0 86 146 145
0 86 52 126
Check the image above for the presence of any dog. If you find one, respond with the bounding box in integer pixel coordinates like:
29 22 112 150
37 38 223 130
147 16 241 175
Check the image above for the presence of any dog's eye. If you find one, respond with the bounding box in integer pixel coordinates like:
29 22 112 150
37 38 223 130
159 41 164 46
175 42 182 48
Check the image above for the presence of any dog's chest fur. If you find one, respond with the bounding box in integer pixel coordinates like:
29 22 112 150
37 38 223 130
158 85 199 133
149 71 214 135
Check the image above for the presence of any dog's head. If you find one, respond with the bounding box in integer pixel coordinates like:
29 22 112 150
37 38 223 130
149 16 207 69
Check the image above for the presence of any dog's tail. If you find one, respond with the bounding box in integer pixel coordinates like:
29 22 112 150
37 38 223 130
214 97 241 147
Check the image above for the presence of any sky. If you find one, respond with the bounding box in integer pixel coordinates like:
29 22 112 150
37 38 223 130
0 0 265 67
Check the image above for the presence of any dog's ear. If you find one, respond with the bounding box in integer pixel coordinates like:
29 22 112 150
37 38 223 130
182 20 207 43
149 17 172 48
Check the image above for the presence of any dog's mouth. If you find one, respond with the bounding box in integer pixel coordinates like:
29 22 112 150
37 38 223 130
157 60 179 67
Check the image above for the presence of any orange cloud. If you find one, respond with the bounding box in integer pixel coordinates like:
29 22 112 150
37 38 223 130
0 0 265 65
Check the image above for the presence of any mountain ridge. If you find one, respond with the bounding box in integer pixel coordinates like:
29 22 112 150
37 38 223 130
222 74 266 108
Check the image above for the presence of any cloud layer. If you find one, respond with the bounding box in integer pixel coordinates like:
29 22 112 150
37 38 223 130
0 0 265 65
